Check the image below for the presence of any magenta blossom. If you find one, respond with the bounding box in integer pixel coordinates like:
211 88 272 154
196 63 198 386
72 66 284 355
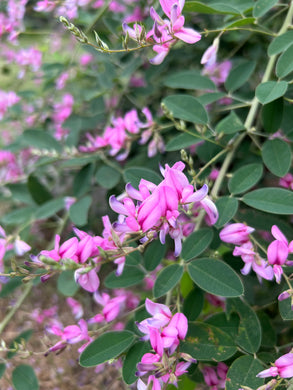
257 352 293 379
220 223 254 245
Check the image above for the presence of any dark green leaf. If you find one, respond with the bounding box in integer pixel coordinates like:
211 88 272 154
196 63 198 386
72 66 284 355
153 264 183 298
226 355 264 390
162 95 208 124
205 312 240 338
242 188 293 214
185 1 240 14
214 197 239 227
279 297 293 320
73 163 94 198
262 139 291 177
183 287 204 321
181 228 214 261
256 81 288 104
225 61 256 92
69 195 92 226
7 330 33 359
57 270 79 297
35 198 65 219
253 0 278 18
188 258 244 297
228 163 263 195
6 183 35 205
262 98 284 133
123 167 162 189
257 312 276 347
95 165 121 189
144 240 166 271
227 298 261 353
276 44 293 78
22 129 62 153
0 364 5 379
215 111 245 134
12 365 39 390
165 133 202 152
225 17 256 29
181 322 237 361
105 265 145 288
268 31 293 56
1 207 35 225
122 342 150 384
125 250 142 266
27 175 52 205
164 70 216 90
197 92 226 106
80 331 135 367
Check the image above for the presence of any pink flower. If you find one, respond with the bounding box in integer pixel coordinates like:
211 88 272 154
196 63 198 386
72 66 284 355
279 173 293 190
257 353 293 379
220 223 254 245
267 225 293 266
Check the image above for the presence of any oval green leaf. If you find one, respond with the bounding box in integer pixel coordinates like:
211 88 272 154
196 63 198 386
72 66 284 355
184 1 240 14
262 139 292 177
261 98 283 133
164 70 216 91
80 331 135 367
122 342 150 385
181 228 214 262
276 44 293 78
22 129 62 152
268 31 293 56
105 265 145 288
183 287 204 321
144 240 166 271
226 355 264 390
253 0 278 18
162 95 208 124
57 270 79 297
225 61 256 92
0 363 5 379
181 322 237 361
96 165 121 189
214 197 239 228
188 258 244 297
279 297 293 320
153 264 183 298
12 364 39 390
242 188 293 214
228 163 263 194
215 111 245 134
256 81 288 104
123 167 162 189
165 133 202 152
69 195 92 226
35 198 65 220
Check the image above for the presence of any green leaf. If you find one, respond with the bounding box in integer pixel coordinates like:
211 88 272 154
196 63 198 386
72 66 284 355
144 240 166 271
153 264 183 298
6 183 35 205
57 270 79 297
181 228 214 262
225 61 256 92
95 165 121 189
242 188 293 214
253 0 278 18
125 250 142 266
268 31 293 56
188 258 244 297
226 355 264 390
165 133 202 152
73 163 94 198
164 70 216 90
262 139 292 177
35 198 65 219
225 17 256 29
123 167 162 189
228 163 263 195
22 129 62 153
214 197 239 227
215 111 245 134
0 363 5 379
262 98 284 133
227 298 262 353
197 92 226 106
181 322 237 361
276 44 293 78
12 364 39 390
80 331 136 367
69 195 92 226
7 330 33 359
1 206 35 225
27 175 52 205
105 265 145 288
205 313 240 338
184 1 240 15
258 312 276 347
279 297 293 320
256 81 288 104
162 95 208 125
122 342 150 385
183 287 204 321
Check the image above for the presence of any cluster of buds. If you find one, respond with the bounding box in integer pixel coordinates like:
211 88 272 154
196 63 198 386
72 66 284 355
59 16 88 44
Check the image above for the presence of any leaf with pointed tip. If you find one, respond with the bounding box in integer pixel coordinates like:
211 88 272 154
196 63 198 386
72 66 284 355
256 81 288 104
242 188 293 214
153 264 183 298
162 95 208 124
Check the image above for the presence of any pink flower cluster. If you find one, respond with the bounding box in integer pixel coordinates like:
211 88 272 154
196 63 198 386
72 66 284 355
80 107 160 160
257 352 293 379
219 223 274 282
111 161 218 256
52 93 74 140
0 0 28 41
0 90 20 120
123 0 201 65
136 299 195 389
202 363 228 390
